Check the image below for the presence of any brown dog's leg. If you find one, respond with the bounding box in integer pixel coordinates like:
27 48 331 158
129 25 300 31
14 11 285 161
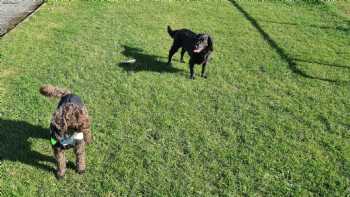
53 147 66 179
82 129 92 144
74 140 86 174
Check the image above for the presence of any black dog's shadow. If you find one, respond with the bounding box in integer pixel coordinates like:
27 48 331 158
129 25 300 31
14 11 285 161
0 119 56 172
118 45 183 73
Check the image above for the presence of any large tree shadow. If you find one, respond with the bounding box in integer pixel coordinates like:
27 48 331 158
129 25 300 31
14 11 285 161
228 0 350 83
118 45 183 73
0 119 55 172
259 20 350 33
293 58 350 70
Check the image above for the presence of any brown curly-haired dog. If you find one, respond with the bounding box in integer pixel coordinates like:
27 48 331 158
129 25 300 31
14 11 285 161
40 85 92 179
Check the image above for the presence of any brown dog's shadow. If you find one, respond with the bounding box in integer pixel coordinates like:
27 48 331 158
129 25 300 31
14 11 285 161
0 119 56 172
118 45 183 74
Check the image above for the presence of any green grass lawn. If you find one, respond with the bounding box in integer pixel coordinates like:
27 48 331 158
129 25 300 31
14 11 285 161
0 0 349 196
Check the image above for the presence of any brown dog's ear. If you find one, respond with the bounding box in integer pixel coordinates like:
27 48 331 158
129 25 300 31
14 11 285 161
207 35 213 51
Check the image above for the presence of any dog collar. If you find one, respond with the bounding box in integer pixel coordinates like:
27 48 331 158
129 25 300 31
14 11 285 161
50 132 84 148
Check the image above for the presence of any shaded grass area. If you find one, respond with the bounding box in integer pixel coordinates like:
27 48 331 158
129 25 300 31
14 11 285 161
118 45 182 73
0 0 349 196
229 0 349 83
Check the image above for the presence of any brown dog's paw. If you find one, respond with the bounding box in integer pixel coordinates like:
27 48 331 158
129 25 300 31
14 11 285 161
77 169 86 174
55 172 64 180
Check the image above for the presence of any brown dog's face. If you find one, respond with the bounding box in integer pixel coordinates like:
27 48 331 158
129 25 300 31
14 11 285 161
193 34 213 53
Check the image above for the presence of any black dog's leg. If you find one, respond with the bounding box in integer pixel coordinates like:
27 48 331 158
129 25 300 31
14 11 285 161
189 59 195 79
168 44 180 64
201 62 207 78
180 48 186 63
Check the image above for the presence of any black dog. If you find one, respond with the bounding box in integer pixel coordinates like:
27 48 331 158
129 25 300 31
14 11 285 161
167 26 213 79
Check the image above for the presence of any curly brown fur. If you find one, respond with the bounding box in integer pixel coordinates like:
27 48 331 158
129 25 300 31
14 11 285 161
74 140 86 174
51 103 91 142
53 148 66 179
40 84 71 98
40 85 92 178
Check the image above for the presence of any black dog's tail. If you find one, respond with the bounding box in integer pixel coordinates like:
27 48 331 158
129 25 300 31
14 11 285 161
167 25 175 38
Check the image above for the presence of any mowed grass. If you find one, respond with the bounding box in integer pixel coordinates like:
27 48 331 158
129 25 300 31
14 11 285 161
0 0 349 196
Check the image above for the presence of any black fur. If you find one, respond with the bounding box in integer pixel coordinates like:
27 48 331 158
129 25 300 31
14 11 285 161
57 94 83 109
167 25 213 79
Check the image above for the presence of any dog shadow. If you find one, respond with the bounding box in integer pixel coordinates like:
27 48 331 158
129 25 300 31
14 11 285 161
118 45 183 73
0 118 55 172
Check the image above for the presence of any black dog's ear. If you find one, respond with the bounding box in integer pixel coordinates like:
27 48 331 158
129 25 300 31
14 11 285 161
207 35 213 51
